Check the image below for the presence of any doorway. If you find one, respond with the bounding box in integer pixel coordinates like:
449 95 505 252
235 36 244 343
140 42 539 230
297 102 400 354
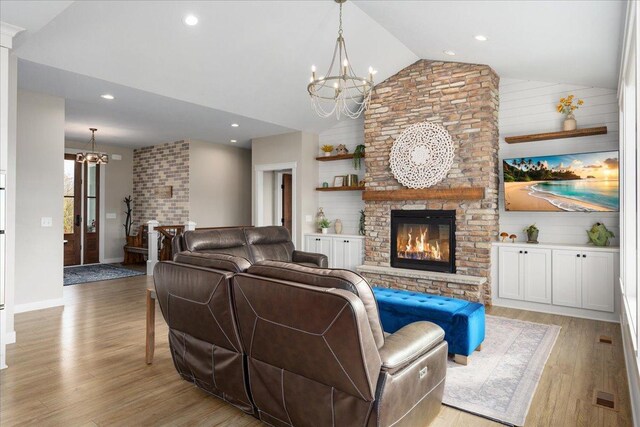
63 154 100 266
254 162 297 246
281 173 292 234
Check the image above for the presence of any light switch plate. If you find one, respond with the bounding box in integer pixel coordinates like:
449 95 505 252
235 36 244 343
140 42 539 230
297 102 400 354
106 213 117 219
41 217 53 227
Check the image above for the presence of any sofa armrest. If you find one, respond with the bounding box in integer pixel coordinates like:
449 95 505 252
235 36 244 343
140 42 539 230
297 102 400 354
173 251 252 273
292 250 328 268
378 321 445 373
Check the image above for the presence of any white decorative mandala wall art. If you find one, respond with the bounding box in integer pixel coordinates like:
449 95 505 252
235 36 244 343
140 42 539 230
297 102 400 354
389 122 455 189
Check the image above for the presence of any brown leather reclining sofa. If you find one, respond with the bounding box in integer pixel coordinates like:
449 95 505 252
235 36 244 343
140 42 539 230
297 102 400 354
155 227 447 426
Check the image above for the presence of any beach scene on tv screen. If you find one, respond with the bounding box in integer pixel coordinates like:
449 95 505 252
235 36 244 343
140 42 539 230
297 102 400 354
503 151 619 212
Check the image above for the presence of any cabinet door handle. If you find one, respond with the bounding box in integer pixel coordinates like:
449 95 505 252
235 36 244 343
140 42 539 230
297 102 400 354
582 254 586 258
576 254 580 257
346 240 349 243
519 250 523 254
524 251 528 254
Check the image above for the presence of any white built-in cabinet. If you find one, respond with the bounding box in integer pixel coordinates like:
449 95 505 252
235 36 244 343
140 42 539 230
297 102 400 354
496 243 617 314
304 233 364 271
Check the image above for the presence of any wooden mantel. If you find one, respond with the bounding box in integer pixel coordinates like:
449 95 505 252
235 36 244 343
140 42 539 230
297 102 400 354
362 187 485 201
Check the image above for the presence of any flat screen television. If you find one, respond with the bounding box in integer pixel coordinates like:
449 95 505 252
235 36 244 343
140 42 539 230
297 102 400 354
502 150 619 212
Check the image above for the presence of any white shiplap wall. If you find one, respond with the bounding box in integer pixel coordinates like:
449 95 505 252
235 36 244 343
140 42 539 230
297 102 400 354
317 118 365 235
499 78 620 245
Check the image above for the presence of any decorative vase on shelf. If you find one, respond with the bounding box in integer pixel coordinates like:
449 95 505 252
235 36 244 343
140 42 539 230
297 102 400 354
321 228 329 235
324 152 331 157
334 219 343 235
563 113 577 131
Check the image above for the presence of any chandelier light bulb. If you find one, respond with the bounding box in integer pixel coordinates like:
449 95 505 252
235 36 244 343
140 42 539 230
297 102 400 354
311 65 316 72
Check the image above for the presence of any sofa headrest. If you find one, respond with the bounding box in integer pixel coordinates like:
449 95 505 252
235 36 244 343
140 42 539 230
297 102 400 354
183 228 247 252
246 261 385 348
174 251 252 273
244 226 291 245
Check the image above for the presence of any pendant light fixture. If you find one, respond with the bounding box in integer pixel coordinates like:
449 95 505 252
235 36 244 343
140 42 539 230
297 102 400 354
307 0 376 119
76 128 108 164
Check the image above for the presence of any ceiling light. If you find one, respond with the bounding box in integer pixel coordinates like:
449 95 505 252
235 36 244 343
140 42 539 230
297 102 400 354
443 50 456 56
76 128 108 164
231 123 239 127
101 94 115 100
184 15 198 26
230 139 237 143
307 0 374 120
474 35 488 41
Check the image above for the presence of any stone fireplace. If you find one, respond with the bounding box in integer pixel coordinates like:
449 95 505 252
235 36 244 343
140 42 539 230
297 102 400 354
391 209 456 273
357 60 500 304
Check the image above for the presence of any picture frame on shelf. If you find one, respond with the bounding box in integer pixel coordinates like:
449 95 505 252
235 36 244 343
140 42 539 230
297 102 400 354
333 176 345 187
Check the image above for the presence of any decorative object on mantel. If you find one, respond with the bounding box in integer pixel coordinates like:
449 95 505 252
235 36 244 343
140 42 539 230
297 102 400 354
524 224 539 244
336 144 349 155
359 209 365 236
557 94 584 131
500 232 509 242
322 182 329 188
353 144 365 169
334 219 343 234
333 175 345 187
123 195 133 241
316 207 326 232
504 126 608 144
587 222 614 246
509 234 517 243
320 144 334 157
154 185 173 199
390 122 455 189
76 128 109 164
318 218 331 234
307 0 376 119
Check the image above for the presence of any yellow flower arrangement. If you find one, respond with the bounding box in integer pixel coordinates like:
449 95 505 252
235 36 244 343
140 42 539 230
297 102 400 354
320 144 334 153
557 94 584 115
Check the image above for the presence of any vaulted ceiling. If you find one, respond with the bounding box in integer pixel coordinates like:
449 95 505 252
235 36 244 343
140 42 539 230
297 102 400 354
0 0 626 148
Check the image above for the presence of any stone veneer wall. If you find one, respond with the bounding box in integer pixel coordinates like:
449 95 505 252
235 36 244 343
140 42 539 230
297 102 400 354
133 140 189 228
362 60 499 304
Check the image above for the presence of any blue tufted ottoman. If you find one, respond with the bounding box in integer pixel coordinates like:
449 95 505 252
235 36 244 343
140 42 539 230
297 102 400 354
373 287 485 365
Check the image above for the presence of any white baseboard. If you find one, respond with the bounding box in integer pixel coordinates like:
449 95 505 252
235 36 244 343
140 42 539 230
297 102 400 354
491 298 619 323
102 257 124 264
621 307 640 427
14 298 65 314
4 330 16 344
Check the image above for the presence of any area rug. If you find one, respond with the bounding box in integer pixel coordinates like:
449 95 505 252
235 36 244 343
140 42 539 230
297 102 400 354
63 264 144 286
443 315 560 426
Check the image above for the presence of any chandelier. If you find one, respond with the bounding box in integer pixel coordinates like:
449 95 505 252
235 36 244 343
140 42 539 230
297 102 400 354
307 0 376 119
76 128 108 164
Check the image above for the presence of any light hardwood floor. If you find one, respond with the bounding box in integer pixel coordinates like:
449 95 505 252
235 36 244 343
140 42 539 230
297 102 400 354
0 274 633 426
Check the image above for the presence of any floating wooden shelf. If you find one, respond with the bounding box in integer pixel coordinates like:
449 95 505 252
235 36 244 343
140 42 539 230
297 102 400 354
315 153 365 161
362 187 485 201
316 186 365 192
504 126 607 144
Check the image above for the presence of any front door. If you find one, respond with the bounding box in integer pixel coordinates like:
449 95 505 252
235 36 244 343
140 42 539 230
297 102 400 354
281 173 292 234
64 154 82 266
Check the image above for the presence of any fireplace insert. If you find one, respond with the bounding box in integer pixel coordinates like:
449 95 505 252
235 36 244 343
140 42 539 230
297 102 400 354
390 210 456 273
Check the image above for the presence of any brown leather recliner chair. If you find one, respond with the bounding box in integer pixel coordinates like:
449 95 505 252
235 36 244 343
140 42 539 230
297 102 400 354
153 256 255 415
172 226 328 268
233 261 448 427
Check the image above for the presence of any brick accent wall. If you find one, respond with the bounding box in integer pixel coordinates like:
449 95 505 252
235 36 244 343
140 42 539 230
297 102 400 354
132 141 189 228
362 60 499 304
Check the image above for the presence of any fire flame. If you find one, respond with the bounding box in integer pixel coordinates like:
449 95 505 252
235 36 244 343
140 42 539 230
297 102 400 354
398 226 447 261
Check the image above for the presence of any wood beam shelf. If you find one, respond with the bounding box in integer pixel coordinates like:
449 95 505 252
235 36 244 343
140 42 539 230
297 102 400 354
316 186 365 192
504 126 607 144
315 153 365 161
362 187 485 201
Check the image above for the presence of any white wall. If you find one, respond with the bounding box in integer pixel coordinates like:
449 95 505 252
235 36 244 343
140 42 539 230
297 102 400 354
262 171 274 225
318 118 365 235
251 131 318 245
15 90 65 311
499 78 620 245
65 140 133 263
189 140 252 227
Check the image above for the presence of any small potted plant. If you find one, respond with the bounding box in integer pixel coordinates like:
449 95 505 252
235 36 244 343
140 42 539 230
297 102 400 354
320 145 334 157
318 218 331 234
556 95 584 131
524 224 539 244
353 144 365 169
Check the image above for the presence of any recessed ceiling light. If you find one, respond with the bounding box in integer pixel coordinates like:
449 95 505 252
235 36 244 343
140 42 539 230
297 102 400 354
230 139 237 143
231 123 239 127
443 50 456 56
474 35 488 41
184 15 198 26
100 94 115 100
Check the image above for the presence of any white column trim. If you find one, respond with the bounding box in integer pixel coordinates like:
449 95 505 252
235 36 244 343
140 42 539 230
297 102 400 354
0 22 25 49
